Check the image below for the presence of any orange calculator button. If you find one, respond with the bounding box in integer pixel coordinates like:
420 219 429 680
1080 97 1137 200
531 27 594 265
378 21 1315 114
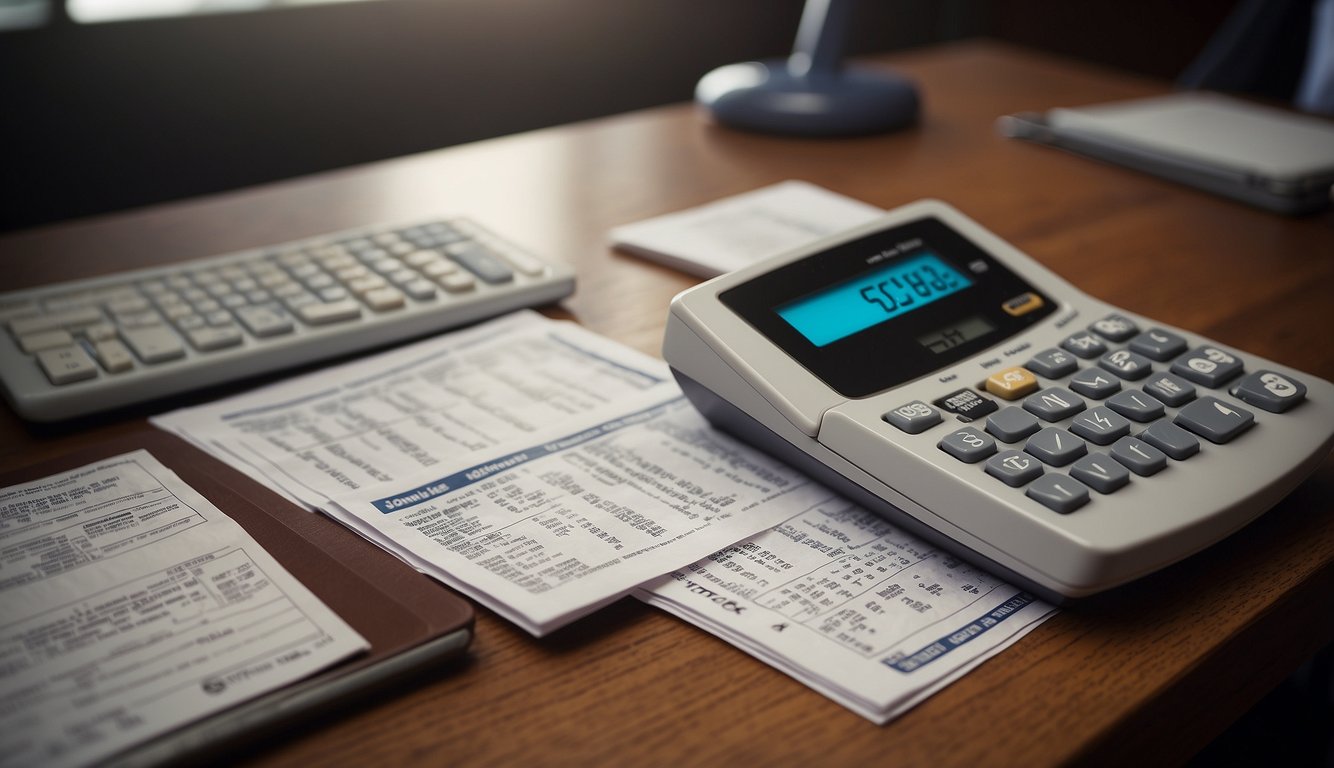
1003 292 1045 317
985 366 1039 399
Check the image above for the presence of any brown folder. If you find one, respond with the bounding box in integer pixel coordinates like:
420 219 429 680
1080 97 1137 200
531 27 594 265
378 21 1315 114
1 429 474 766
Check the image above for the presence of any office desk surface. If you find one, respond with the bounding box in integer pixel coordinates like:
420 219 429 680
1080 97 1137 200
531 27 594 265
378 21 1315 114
3 41 1332 767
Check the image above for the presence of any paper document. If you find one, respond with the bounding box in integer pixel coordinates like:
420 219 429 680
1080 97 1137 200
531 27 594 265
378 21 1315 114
609 180 884 278
0 451 367 768
153 311 676 510
329 395 834 636
638 499 1055 724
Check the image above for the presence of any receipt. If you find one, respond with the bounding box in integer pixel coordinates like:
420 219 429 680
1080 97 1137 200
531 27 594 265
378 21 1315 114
329 395 834 635
153 311 676 510
0 451 366 768
637 499 1054 723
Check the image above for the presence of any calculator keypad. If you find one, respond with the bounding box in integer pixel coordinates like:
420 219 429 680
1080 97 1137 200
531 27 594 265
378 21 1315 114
910 313 1309 518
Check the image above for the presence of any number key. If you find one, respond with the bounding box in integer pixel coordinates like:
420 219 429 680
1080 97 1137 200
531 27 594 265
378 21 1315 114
938 427 997 463
1171 345 1244 388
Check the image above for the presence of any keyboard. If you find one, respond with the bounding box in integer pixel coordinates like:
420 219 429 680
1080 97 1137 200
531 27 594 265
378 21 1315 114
0 218 575 421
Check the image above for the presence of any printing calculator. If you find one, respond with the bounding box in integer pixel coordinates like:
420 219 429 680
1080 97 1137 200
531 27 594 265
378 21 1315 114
664 199 1334 602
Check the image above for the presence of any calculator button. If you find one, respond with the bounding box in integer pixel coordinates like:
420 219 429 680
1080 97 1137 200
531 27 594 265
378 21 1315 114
1024 427 1087 466
1089 314 1139 342
1069 453 1130 494
1026 474 1091 514
1170 346 1244 388
121 326 186 364
1022 387 1086 422
1025 348 1078 379
1230 370 1306 413
36 346 99 385
1068 406 1131 446
1098 349 1153 381
985 366 1039 400
1109 436 1168 476
1105 390 1165 422
938 427 997 463
1002 292 1045 317
985 450 1044 487
1143 373 1197 407
1067 369 1122 399
1128 328 1188 361
883 401 943 434
1140 420 1201 460
933 389 999 422
1174 396 1255 444
986 406 1041 443
1060 332 1107 359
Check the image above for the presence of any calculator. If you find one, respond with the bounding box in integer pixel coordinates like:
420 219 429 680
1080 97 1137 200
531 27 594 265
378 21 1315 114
663 199 1334 602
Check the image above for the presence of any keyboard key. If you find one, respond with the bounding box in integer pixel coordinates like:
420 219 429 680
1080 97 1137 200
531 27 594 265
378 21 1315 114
1143 373 1196 407
1105 390 1165 422
1089 314 1138 342
19 330 74 354
1026 474 1090 514
1174 396 1255 444
403 279 438 301
986 450 1044 487
1171 345 1244 387
938 427 997 463
439 273 476 293
83 322 119 342
448 244 515 284
1069 453 1130 493
1128 328 1188 361
1024 427 1087 466
235 305 294 337
933 388 999 421
1098 349 1152 380
1230 370 1306 413
93 339 134 373
364 287 406 312
296 299 363 326
883 400 942 434
1068 406 1131 445
122 327 187 364
1140 420 1200 460
985 406 1040 442
1060 331 1106 359
985 366 1039 400
1067 369 1121 399
10 307 103 336
1022 387 1086 421
37 346 99 384
1025 348 1078 379
186 325 243 351
1109 436 1168 476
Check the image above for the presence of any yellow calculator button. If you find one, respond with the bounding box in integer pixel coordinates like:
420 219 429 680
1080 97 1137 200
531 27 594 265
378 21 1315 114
1002 292 1045 316
985 367 1039 399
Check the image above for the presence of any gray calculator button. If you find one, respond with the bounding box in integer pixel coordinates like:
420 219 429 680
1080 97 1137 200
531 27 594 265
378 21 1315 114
884 401 942 434
1174 396 1255 444
1140 420 1201 460
1022 387 1086 422
1060 332 1107 359
1068 406 1131 446
1143 373 1196 407
985 450 1044 487
37 345 99 385
1128 328 1188 361
1106 390 1165 422
1024 427 1087 466
1110 436 1168 476
986 406 1041 442
448 244 515 284
1026 474 1091 514
1069 453 1130 493
1230 370 1306 413
1098 349 1153 380
1067 369 1121 399
938 427 997 463
1089 314 1138 342
1025 348 1078 379
1170 345 1244 388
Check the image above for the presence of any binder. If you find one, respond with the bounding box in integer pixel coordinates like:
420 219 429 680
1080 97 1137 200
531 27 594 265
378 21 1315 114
1 429 474 767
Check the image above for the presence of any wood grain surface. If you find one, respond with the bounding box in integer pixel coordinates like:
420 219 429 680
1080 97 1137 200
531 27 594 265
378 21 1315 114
2 40 1332 767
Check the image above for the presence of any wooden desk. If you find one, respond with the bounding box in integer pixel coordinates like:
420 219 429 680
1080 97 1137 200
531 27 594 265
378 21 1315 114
3 41 1332 766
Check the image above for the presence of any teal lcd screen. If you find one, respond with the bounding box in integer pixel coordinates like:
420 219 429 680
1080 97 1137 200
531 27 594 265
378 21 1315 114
775 253 972 347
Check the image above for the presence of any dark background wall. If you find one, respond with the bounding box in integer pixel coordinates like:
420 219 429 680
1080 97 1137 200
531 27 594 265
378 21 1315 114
0 0 1237 233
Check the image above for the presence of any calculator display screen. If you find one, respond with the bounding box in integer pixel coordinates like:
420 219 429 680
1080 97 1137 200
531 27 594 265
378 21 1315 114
719 216 1058 398
776 254 973 347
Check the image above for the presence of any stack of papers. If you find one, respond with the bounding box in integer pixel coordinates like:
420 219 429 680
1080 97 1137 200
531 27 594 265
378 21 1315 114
153 310 1054 722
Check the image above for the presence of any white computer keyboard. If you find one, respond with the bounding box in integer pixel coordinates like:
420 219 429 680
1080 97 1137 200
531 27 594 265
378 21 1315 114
0 218 575 421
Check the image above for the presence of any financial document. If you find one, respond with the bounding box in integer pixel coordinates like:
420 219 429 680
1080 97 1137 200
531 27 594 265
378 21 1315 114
0 451 367 768
638 499 1054 723
153 311 676 510
329 395 835 635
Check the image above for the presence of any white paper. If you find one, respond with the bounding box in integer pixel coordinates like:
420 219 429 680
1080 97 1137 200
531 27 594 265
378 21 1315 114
0 451 367 768
153 311 677 511
609 180 884 278
637 498 1055 724
329 395 836 636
